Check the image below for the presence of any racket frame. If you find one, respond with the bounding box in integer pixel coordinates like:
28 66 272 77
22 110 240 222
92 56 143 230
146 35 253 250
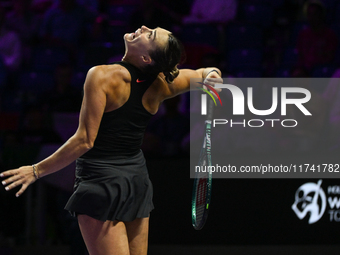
192 94 214 230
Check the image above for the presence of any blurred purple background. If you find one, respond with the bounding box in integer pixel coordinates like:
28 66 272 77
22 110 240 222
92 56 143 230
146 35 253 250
1 0 340 254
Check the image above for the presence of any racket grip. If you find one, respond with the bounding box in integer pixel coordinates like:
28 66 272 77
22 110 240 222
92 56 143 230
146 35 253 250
207 96 214 121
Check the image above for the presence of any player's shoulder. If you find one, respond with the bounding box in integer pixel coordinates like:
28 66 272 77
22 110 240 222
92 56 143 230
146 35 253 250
107 63 132 82
87 64 131 84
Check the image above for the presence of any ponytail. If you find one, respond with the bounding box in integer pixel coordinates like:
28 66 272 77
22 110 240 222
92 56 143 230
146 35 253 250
163 66 180 83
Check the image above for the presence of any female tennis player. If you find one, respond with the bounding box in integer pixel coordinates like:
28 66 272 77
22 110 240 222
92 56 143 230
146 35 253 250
1 25 222 255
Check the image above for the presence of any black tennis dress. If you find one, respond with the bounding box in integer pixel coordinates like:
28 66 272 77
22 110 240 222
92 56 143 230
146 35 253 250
64 61 157 222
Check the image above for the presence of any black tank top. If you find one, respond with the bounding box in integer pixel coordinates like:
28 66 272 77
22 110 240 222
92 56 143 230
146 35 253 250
81 61 158 159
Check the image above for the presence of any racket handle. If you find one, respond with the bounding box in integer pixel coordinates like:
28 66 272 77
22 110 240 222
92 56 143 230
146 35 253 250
207 96 214 121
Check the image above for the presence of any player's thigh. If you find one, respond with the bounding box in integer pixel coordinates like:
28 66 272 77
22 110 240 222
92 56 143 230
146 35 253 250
125 217 150 255
78 214 130 255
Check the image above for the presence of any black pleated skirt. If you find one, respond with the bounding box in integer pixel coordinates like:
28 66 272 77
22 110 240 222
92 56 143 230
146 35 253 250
64 150 154 222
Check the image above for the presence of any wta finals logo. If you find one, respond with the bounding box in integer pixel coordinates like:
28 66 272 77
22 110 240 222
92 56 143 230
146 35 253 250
292 180 326 224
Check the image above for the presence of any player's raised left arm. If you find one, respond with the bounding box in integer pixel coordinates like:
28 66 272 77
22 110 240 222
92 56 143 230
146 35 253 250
164 67 222 99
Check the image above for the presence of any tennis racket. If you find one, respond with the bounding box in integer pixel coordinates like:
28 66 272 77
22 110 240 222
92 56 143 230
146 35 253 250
192 94 214 230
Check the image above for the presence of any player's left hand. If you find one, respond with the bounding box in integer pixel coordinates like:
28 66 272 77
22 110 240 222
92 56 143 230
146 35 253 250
203 72 223 97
